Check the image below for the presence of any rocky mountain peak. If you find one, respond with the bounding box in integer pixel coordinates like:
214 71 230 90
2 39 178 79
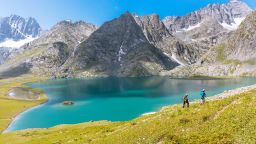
62 12 178 76
133 13 171 44
55 20 74 26
122 11 134 17
0 14 41 42
49 20 97 41
116 11 136 23
227 0 253 17
55 20 96 27
163 0 252 32
162 0 253 46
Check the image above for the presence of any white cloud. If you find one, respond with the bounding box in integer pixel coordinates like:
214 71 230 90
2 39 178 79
0 36 36 48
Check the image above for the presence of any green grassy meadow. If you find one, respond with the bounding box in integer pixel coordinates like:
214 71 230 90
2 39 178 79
0 85 255 144
0 75 47 133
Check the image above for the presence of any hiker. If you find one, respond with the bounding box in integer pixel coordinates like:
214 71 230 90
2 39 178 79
200 89 206 104
183 94 189 108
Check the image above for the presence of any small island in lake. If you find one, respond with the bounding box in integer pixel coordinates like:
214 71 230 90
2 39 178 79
63 101 75 105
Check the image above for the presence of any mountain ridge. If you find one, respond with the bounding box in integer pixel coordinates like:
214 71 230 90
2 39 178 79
0 19 98 77
0 0 255 78
63 12 179 77
162 0 253 46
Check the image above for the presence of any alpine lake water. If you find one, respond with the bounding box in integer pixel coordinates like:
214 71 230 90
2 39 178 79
5 76 256 132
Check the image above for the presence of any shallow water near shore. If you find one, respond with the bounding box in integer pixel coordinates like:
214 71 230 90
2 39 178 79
5 77 256 132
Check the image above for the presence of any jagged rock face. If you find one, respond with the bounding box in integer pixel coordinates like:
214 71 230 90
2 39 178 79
0 47 11 64
162 0 252 46
0 15 41 42
65 13 179 76
28 21 97 74
157 38 209 65
226 12 256 61
28 21 97 51
200 12 256 63
168 12 256 77
133 14 171 44
133 14 208 66
61 13 209 76
173 18 231 46
163 0 252 32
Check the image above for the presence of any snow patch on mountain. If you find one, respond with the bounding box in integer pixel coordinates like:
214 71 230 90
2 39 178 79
174 22 202 33
164 52 185 66
0 36 36 48
118 41 126 62
182 22 202 32
171 54 185 66
220 17 246 30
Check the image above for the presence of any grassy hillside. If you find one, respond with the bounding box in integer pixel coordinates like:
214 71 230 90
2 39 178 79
0 88 255 144
0 75 47 133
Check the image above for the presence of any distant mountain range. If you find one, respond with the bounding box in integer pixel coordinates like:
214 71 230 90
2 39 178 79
0 14 41 43
0 0 255 78
0 15 41 64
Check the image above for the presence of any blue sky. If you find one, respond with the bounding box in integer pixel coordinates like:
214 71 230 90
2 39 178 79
0 0 255 29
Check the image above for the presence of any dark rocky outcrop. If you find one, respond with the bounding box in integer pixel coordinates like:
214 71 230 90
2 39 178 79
63 101 74 105
64 12 179 76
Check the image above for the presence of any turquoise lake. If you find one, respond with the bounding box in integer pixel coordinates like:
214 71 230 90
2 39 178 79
5 77 256 132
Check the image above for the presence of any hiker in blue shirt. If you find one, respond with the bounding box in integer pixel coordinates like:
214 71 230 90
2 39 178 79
200 89 206 104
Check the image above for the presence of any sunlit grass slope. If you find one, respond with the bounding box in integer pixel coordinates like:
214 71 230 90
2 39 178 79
1 89 255 144
0 75 47 133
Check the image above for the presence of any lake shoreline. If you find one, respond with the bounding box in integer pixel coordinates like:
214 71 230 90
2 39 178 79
5 80 256 133
2 94 48 134
0 75 49 134
144 83 256 115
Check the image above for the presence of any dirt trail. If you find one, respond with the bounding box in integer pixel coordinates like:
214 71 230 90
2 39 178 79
213 98 241 120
